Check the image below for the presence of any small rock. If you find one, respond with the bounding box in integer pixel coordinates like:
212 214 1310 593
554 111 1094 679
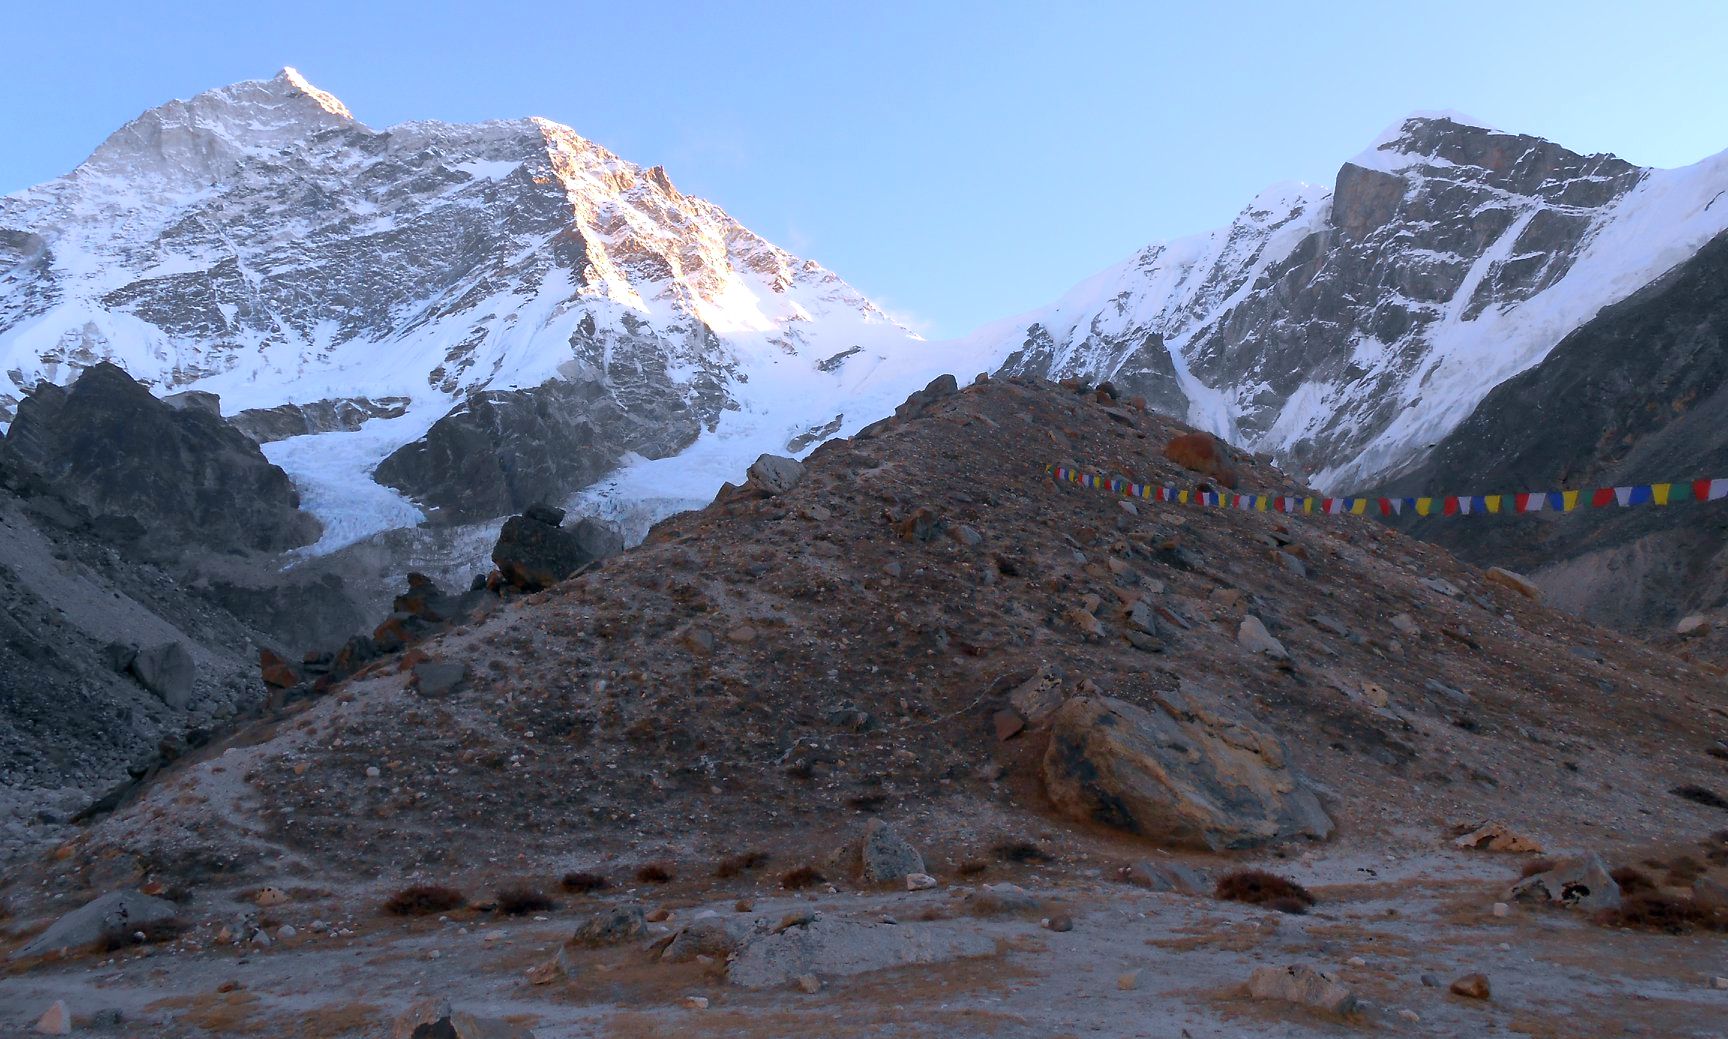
1346 956 1366 967
1398 1009 1420 1022
1117 860 1207 895
1275 551 1307 578
1043 915 1074 933
993 709 1025 742
646 908 673 923
905 873 938 891
277 924 297 939
251 929 272 947
1118 500 1138 516
1248 964 1357 1015
572 906 647 947
1420 973 1440 988
1237 615 1288 659
951 524 983 548
34 1000 70 1035
254 887 289 907
1713 976 1728 990
1117 970 1139 991
1491 902 1509 918
526 944 578 985
1449 973 1491 1000
1453 821 1543 853
1421 576 1462 598
1678 614 1711 638
365 766 381 779
1389 613 1418 635
1359 681 1390 709
796 974 822 994
680 995 710 1010
1483 566 1541 601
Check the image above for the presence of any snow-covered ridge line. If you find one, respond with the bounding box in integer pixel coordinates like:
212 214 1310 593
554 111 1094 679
958 114 1728 492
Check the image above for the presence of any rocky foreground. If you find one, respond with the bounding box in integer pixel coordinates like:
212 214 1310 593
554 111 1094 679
3 376 1727 1037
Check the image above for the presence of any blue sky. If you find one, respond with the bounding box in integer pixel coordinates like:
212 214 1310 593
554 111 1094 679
3 1 1725 337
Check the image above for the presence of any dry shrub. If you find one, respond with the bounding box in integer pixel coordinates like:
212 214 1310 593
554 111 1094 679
780 866 826 890
495 886 556 915
715 850 771 879
1610 866 1656 895
95 916 186 952
956 859 990 877
1214 870 1315 913
1673 784 1728 811
993 841 1049 864
1664 855 1706 884
1517 857 1557 879
383 884 466 916
1595 893 1727 934
560 871 609 894
635 862 675 884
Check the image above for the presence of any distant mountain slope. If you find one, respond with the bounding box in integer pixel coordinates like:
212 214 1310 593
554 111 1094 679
0 69 967 547
971 116 1728 490
1378 228 1728 636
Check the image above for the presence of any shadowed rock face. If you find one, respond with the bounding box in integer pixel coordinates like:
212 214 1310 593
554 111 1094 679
3 362 319 553
228 396 411 444
1379 229 1728 636
375 376 701 524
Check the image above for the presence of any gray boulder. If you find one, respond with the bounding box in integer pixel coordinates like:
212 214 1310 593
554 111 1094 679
491 511 621 592
1041 686 1332 850
1508 853 1621 912
570 905 646 947
13 891 180 960
129 642 195 709
1247 963 1358 1015
727 916 995 989
829 819 925 885
661 914 756 963
745 453 804 495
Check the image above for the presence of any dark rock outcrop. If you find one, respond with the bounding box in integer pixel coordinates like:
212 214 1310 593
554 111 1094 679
3 362 319 553
373 377 700 524
490 507 624 592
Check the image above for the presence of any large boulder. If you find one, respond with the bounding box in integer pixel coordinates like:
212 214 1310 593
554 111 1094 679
129 642 195 709
12 891 180 960
828 819 926 886
491 510 624 591
726 916 995 989
2 363 319 553
1041 687 1332 850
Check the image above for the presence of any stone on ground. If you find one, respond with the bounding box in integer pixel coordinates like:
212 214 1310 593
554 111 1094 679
1041 688 1332 850
1508 853 1621 912
1247 963 1358 1015
746 453 805 495
1236 616 1287 659
1449 973 1491 1000
130 641 195 709
13 890 180 960
34 1000 70 1035
1453 821 1543 853
727 916 994 989
1484 567 1542 601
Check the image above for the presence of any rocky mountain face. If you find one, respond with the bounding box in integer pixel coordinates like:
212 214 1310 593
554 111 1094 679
1380 228 1728 639
4 362 320 554
982 117 1728 491
0 68 941 550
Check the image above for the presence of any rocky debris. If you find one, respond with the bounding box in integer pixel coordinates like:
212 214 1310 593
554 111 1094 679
491 509 624 592
1449 973 1492 1000
745 454 805 495
726 915 995 989
661 914 756 963
1118 860 1208 895
1453 821 1544 853
128 641 195 709
1484 567 1542 601
258 649 300 689
1042 689 1332 849
1678 615 1711 638
826 819 926 886
229 396 410 444
1247 963 1358 1015
3 362 319 553
12 890 180 960
571 906 647 948
1509 853 1622 912
390 998 537 1038
1236 615 1288 660
526 944 579 985
375 377 701 526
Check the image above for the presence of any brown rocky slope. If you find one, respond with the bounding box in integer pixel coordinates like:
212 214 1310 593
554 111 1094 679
19 374 1726 889
5 376 1728 1038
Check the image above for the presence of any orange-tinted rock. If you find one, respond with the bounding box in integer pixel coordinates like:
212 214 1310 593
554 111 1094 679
259 649 300 689
1162 432 1239 488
